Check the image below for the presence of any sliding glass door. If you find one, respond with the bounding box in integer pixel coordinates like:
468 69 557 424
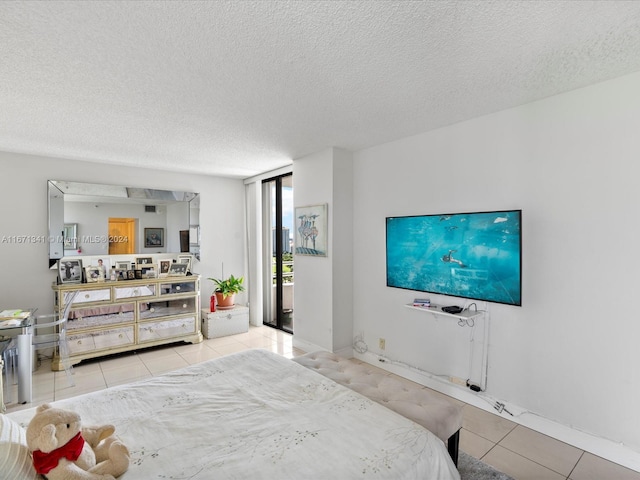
262 174 294 333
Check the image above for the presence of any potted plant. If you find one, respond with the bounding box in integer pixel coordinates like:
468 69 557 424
208 274 245 310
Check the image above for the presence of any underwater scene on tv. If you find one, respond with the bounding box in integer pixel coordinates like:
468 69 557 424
386 210 522 306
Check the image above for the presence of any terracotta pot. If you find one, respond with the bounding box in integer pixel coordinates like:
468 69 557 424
215 292 235 309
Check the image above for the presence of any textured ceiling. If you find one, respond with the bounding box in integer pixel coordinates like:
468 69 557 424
2 1 640 178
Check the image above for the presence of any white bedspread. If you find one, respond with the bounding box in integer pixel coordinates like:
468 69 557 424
8 349 460 479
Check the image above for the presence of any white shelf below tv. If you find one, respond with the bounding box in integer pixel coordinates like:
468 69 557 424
404 303 483 321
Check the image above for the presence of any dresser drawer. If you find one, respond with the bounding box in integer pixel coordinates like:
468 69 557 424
67 333 96 355
138 316 196 343
139 298 197 320
67 289 111 305
68 326 135 354
159 280 197 296
67 303 135 331
93 327 134 350
114 284 156 300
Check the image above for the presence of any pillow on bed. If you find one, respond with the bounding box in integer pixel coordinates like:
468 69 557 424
0 414 38 479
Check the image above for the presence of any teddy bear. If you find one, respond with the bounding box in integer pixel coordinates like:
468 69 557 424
26 403 130 480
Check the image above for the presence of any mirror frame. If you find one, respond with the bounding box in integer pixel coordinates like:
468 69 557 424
48 180 200 267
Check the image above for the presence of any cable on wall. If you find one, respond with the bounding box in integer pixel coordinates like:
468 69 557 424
353 333 368 354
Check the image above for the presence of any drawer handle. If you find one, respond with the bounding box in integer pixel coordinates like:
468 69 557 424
227 314 232 320
85 294 90 299
182 303 187 308
119 334 123 339
176 286 181 291
150 307 155 313
133 289 139 296
77 340 82 345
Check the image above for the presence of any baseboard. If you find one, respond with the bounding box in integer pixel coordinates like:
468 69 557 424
354 350 640 473
292 337 326 355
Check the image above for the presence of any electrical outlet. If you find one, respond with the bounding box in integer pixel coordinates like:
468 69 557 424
449 376 467 386
378 338 386 350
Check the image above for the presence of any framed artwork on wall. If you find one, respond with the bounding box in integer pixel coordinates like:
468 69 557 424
294 204 328 257
144 228 164 248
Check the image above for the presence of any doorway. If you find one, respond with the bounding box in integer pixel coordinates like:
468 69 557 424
262 174 293 333
108 218 136 254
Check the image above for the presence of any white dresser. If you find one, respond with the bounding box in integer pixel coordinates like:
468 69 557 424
201 305 249 339
51 276 202 370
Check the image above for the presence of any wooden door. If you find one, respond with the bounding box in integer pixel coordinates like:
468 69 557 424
109 218 136 254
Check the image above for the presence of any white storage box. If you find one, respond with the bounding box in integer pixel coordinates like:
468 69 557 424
201 306 249 339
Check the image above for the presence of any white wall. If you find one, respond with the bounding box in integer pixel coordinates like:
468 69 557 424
292 149 335 351
0 152 247 316
293 148 354 355
351 71 640 459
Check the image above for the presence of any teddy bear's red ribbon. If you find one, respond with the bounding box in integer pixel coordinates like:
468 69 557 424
32 431 86 474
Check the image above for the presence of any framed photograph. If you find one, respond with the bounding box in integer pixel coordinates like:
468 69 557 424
135 257 153 268
158 259 171 278
116 261 131 270
59 259 83 284
177 254 192 272
168 262 188 276
294 204 328 257
85 266 102 283
134 269 143 280
114 269 128 281
127 270 136 280
140 266 156 278
144 228 164 248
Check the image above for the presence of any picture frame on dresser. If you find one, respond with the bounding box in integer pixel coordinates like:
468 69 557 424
141 266 156 278
176 254 192 272
116 261 131 270
115 269 128 281
168 263 187 276
58 259 83 284
85 266 102 283
135 257 153 267
158 259 171 277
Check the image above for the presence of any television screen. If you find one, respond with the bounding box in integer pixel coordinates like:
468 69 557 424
386 210 522 306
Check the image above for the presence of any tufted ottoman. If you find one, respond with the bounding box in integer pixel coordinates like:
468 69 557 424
292 351 462 465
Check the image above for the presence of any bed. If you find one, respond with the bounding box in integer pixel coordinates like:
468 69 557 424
1 349 460 479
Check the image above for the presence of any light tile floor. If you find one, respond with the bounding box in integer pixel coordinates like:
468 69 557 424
4 325 640 480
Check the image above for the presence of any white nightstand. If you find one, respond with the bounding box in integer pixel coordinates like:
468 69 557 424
201 306 249 339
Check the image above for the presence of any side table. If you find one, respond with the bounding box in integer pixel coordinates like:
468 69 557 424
201 306 249 339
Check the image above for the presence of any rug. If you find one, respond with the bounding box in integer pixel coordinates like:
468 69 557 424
458 451 514 480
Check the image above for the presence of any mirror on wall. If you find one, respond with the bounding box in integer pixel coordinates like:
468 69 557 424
48 180 200 267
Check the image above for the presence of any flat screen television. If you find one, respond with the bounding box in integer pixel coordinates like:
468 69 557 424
386 210 522 306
